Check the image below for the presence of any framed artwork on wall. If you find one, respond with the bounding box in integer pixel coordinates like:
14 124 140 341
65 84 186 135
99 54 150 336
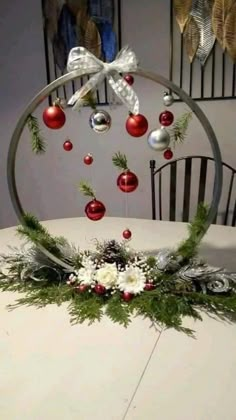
41 0 122 105
170 0 236 101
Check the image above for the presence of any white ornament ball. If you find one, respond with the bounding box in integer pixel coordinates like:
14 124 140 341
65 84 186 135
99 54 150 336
163 92 174 107
89 110 112 133
147 127 170 151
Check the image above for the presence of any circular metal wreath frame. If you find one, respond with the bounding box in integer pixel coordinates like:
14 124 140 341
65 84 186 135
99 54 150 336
7 68 223 270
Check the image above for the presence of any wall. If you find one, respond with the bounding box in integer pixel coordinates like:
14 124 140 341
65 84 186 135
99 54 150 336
0 0 236 228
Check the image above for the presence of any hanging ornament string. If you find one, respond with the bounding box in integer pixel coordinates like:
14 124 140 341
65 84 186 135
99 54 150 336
66 46 139 114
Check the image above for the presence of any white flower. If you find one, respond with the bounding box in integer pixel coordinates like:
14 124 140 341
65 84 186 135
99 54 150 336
77 255 96 286
77 267 95 285
95 263 118 289
117 266 146 294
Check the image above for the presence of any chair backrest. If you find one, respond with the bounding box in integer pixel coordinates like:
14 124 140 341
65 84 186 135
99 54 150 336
150 156 236 226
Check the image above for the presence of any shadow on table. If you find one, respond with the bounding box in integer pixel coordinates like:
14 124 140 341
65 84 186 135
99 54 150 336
199 243 236 271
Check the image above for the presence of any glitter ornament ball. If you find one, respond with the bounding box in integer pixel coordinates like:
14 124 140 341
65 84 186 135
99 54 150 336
85 199 106 221
126 114 148 137
159 110 174 126
122 229 132 240
122 291 134 302
63 140 73 151
163 148 173 160
94 284 106 295
117 170 138 193
83 154 93 165
163 92 174 107
43 105 66 129
89 110 111 133
124 74 134 85
147 127 170 151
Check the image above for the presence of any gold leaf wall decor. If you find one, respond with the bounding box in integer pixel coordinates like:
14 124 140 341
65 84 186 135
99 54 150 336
184 16 200 62
173 0 193 33
225 3 236 61
190 0 216 65
84 19 102 59
212 0 234 50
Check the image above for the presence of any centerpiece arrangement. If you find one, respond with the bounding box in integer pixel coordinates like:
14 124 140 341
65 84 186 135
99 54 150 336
1 45 236 336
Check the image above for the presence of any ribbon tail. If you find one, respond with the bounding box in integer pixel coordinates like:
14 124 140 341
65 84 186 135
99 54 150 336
68 71 106 110
107 74 139 115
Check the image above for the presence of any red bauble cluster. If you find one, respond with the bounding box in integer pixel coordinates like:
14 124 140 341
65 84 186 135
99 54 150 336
63 140 73 151
163 148 173 160
122 291 134 302
117 170 138 193
144 282 155 291
94 284 106 295
85 199 106 221
126 114 148 137
83 154 93 165
75 284 88 293
124 74 134 85
43 105 66 129
122 229 132 240
159 110 174 127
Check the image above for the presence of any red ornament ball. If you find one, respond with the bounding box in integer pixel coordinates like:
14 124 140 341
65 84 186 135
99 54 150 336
85 199 106 221
63 140 73 151
126 114 148 137
83 154 93 165
75 284 88 293
159 110 174 127
144 282 155 291
163 148 173 160
117 170 139 193
95 284 106 295
122 291 134 302
124 74 134 85
123 229 132 240
43 105 66 129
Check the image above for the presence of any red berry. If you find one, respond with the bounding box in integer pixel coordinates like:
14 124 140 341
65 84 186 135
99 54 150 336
163 148 173 160
122 291 134 302
144 282 155 291
83 154 93 165
122 229 132 240
63 140 73 151
94 284 106 295
124 74 134 85
75 284 88 293
159 110 174 127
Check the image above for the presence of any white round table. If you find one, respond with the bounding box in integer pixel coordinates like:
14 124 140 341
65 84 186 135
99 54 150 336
1 217 236 420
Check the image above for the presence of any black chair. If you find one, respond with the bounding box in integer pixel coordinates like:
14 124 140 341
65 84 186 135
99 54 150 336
150 156 236 226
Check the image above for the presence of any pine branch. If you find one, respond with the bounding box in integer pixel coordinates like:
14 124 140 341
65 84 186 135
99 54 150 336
27 114 46 154
112 152 128 171
17 213 64 258
68 294 104 325
106 295 132 327
177 203 209 261
169 111 192 144
79 181 96 198
82 92 97 110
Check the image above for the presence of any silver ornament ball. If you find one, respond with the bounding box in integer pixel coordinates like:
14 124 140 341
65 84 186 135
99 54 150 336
163 92 174 107
89 110 111 133
147 127 170 151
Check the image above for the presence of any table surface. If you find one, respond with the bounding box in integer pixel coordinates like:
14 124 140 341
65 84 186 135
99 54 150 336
1 217 236 420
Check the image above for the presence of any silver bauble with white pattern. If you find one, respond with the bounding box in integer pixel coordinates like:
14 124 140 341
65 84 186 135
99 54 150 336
163 92 174 107
89 110 112 133
147 127 170 151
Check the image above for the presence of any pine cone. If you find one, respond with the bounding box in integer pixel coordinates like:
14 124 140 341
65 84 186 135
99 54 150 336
102 240 127 268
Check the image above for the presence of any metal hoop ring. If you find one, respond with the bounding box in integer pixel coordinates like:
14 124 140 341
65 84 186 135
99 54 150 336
7 68 223 270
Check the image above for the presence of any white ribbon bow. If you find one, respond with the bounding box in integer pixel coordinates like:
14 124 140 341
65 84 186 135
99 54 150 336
67 46 139 114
